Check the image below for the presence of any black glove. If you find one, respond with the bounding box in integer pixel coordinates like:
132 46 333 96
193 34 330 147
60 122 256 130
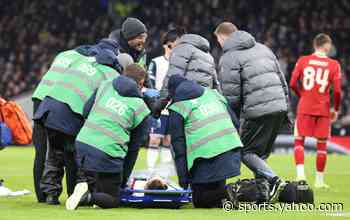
179 181 189 190
143 97 169 119
178 174 191 190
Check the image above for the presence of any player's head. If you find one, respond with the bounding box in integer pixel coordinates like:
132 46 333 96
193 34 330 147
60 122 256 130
123 64 147 89
214 22 238 48
119 17 148 52
161 27 186 56
144 176 168 190
313 33 332 54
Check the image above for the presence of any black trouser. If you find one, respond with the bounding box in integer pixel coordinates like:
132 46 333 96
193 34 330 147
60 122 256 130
90 172 122 209
240 112 286 179
240 112 286 159
40 128 78 198
191 180 227 208
32 100 48 202
77 169 97 193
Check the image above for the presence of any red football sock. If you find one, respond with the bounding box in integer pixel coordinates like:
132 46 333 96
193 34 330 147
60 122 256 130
294 139 305 165
316 141 327 172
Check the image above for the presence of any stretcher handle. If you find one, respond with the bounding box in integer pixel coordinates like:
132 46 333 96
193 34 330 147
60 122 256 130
123 188 192 194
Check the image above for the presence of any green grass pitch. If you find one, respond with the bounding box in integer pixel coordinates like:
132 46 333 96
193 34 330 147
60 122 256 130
0 147 349 220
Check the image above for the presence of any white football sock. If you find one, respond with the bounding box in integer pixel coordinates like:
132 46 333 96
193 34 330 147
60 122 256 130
147 146 159 172
160 147 173 164
315 171 324 184
159 147 176 179
296 164 306 180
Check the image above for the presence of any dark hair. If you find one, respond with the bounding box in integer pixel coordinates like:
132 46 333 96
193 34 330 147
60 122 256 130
161 27 186 45
214 22 238 36
123 64 146 84
313 33 332 48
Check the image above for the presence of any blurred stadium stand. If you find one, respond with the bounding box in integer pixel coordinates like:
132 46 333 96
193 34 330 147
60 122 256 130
1 0 350 135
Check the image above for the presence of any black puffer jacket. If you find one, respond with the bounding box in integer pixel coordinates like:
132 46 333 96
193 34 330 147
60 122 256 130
218 31 289 119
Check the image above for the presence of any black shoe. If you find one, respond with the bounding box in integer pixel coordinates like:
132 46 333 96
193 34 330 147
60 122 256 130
225 183 238 208
79 190 93 207
269 177 286 203
0 179 3 187
37 192 47 203
46 195 60 205
255 178 270 203
37 196 47 203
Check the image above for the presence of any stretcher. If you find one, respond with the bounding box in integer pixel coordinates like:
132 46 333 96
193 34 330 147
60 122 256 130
120 178 191 208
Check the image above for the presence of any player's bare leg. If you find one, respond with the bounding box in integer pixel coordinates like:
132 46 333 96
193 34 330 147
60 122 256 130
161 135 172 164
147 134 161 174
160 135 173 165
314 138 329 188
159 135 175 179
294 136 306 181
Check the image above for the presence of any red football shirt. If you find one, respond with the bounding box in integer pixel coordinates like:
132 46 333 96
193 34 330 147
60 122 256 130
290 53 341 117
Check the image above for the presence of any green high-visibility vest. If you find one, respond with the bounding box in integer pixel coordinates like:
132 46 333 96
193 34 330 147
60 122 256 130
136 52 147 70
168 88 242 170
76 80 150 158
43 52 119 115
32 50 81 101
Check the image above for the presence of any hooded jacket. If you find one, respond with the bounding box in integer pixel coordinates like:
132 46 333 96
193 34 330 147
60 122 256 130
160 34 220 98
218 31 289 119
75 39 123 72
167 77 240 185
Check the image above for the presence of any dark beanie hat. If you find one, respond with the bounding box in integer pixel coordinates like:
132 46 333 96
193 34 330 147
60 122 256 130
122 17 147 40
168 74 187 98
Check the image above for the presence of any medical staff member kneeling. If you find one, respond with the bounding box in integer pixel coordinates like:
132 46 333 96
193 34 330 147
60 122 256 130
167 74 242 208
66 64 151 210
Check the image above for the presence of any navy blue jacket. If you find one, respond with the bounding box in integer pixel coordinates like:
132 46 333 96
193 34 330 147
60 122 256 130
75 38 123 73
33 39 122 136
33 96 84 136
168 80 241 185
76 75 150 186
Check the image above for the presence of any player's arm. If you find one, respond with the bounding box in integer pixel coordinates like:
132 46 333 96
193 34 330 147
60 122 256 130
289 58 303 97
331 62 342 121
160 45 193 98
146 60 156 89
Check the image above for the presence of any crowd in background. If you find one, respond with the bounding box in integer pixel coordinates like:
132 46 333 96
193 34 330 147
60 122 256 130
1 0 350 130
0 0 112 98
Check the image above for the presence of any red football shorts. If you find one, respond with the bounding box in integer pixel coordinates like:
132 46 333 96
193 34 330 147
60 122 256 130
294 114 331 139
